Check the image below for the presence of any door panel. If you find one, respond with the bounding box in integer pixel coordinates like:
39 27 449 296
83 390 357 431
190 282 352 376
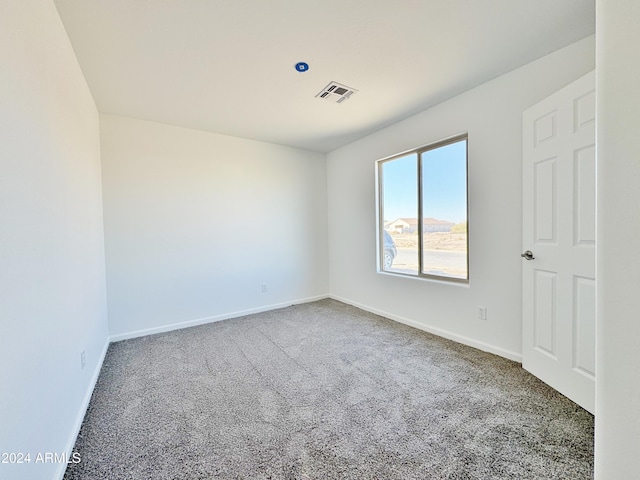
534 270 557 357
522 71 595 414
572 276 596 378
534 157 558 243
574 146 596 245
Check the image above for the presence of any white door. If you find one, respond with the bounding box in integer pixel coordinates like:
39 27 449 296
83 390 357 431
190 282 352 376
522 71 596 414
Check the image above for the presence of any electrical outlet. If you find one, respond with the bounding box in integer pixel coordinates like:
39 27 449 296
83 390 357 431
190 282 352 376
261 284 267 293
80 350 86 370
478 306 487 321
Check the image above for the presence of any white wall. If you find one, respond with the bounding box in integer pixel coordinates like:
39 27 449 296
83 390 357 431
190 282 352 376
595 1 640 477
100 114 329 339
327 36 595 360
0 2 109 480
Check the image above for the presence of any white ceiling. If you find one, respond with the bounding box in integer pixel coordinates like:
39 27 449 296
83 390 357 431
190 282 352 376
53 0 595 153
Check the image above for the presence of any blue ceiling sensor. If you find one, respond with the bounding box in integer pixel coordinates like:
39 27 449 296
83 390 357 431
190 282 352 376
295 62 309 72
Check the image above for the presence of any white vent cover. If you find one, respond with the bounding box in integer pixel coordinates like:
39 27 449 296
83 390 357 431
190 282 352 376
316 82 357 103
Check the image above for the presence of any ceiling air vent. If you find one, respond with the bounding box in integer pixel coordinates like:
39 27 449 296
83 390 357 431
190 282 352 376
316 82 357 103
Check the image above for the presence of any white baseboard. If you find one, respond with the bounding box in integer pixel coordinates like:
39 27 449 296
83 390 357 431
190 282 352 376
109 294 330 343
54 337 110 480
329 294 522 363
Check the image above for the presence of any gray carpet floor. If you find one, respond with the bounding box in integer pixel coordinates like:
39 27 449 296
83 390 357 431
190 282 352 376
64 299 594 479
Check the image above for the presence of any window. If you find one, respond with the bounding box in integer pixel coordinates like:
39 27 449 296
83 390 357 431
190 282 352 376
377 134 468 283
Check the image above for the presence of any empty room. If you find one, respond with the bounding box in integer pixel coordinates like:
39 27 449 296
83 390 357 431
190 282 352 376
1 1 639 479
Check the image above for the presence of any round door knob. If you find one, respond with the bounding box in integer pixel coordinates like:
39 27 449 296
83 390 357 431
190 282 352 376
521 250 535 261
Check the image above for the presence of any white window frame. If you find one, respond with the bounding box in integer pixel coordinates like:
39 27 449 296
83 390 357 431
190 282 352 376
376 133 469 283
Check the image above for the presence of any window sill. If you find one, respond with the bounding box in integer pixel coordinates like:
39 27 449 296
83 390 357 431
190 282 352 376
377 269 470 287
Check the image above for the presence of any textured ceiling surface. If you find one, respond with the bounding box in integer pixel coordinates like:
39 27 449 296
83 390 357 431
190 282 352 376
54 0 595 152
